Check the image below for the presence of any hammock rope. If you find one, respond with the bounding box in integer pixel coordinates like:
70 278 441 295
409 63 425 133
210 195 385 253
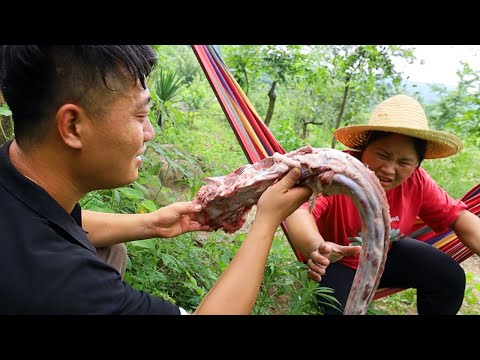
192 44 480 300
192 45 283 163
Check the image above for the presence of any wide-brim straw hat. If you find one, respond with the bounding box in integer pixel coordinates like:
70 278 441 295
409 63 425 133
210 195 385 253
334 94 463 159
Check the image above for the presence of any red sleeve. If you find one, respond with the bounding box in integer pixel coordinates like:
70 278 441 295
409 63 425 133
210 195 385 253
300 196 329 220
417 167 467 233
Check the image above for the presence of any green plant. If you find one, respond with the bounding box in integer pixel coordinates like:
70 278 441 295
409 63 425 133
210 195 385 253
126 231 239 312
0 104 14 144
149 68 184 127
464 271 480 306
369 288 418 315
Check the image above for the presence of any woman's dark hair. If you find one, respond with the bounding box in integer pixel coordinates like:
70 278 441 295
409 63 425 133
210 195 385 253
365 131 427 166
0 45 157 147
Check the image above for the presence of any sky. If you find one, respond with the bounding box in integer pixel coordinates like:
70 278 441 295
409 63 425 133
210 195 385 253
392 45 480 86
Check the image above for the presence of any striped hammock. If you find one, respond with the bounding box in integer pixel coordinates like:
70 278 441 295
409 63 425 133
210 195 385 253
192 45 480 300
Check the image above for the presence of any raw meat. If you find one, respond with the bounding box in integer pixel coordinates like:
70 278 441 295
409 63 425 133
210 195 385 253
194 145 390 315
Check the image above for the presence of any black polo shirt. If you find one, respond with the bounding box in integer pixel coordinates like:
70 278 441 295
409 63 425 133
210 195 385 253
0 141 181 314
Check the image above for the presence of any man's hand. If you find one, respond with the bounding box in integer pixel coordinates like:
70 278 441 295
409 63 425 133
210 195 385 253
255 168 313 228
148 201 213 238
306 242 362 282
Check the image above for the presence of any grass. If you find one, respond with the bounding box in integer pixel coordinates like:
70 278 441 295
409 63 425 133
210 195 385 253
369 268 480 315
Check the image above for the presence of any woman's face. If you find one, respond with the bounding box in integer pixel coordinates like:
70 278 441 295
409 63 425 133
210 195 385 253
360 133 420 191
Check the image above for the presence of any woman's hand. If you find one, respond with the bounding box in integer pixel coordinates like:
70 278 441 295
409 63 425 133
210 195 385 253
306 242 362 282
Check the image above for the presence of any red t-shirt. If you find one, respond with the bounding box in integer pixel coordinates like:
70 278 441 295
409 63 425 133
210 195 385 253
300 166 467 270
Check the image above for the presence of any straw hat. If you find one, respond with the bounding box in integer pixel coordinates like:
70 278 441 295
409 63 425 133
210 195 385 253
334 94 463 159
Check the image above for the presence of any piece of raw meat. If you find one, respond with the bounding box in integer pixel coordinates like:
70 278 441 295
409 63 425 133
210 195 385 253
194 145 390 315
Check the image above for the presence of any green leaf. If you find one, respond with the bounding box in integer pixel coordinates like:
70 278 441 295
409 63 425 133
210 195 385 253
130 238 156 249
132 181 149 195
0 106 12 116
87 206 115 213
113 189 121 205
367 306 390 315
150 90 160 103
139 199 158 212
117 187 144 200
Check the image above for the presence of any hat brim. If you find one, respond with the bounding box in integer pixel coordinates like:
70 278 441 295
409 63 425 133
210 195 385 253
334 125 463 159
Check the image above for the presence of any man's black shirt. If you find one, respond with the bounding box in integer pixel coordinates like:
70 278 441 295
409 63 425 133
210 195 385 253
0 141 180 314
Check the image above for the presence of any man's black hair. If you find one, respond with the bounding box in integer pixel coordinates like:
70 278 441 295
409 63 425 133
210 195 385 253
0 45 157 146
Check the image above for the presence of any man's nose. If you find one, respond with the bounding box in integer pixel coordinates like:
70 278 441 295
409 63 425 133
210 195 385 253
144 117 155 142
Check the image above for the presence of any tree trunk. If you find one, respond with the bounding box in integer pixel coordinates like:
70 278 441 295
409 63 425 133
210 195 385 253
242 69 250 95
265 80 277 126
302 119 323 139
157 113 163 128
331 78 350 149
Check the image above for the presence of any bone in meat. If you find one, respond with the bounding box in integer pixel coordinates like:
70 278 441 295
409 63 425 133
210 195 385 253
194 145 391 315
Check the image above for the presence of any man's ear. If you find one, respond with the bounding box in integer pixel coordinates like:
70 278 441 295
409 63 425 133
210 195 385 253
56 104 85 150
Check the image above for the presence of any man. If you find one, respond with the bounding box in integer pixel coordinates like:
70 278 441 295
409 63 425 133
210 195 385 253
0 45 312 314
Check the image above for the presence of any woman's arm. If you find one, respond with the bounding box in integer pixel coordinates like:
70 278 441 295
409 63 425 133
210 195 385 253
285 208 326 259
285 208 362 282
452 209 480 256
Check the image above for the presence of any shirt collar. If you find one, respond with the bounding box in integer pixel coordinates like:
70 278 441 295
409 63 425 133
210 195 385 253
0 141 95 252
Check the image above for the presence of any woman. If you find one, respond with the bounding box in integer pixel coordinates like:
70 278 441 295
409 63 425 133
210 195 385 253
286 94 480 315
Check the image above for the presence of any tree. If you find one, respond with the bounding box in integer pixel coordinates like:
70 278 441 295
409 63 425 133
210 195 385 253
428 62 480 140
223 45 309 126
324 45 415 148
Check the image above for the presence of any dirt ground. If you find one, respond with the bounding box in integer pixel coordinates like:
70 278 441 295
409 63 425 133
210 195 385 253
368 253 480 315
459 254 480 314
461 254 480 276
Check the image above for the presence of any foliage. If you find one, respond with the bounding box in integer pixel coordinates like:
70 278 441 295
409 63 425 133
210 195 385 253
0 103 14 144
464 271 480 306
222 45 310 126
269 117 306 152
252 235 337 315
369 288 417 315
427 62 480 141
149 68 184 127
177 73 219 120
126 232 229 311
154 45 201 85
322 45 415 147
150 68 183 103
422 143 480 199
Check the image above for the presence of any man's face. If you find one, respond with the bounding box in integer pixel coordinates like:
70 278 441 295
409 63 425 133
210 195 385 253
78 79 154 192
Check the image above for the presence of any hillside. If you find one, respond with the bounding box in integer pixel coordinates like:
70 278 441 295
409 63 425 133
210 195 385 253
402 80 456 104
